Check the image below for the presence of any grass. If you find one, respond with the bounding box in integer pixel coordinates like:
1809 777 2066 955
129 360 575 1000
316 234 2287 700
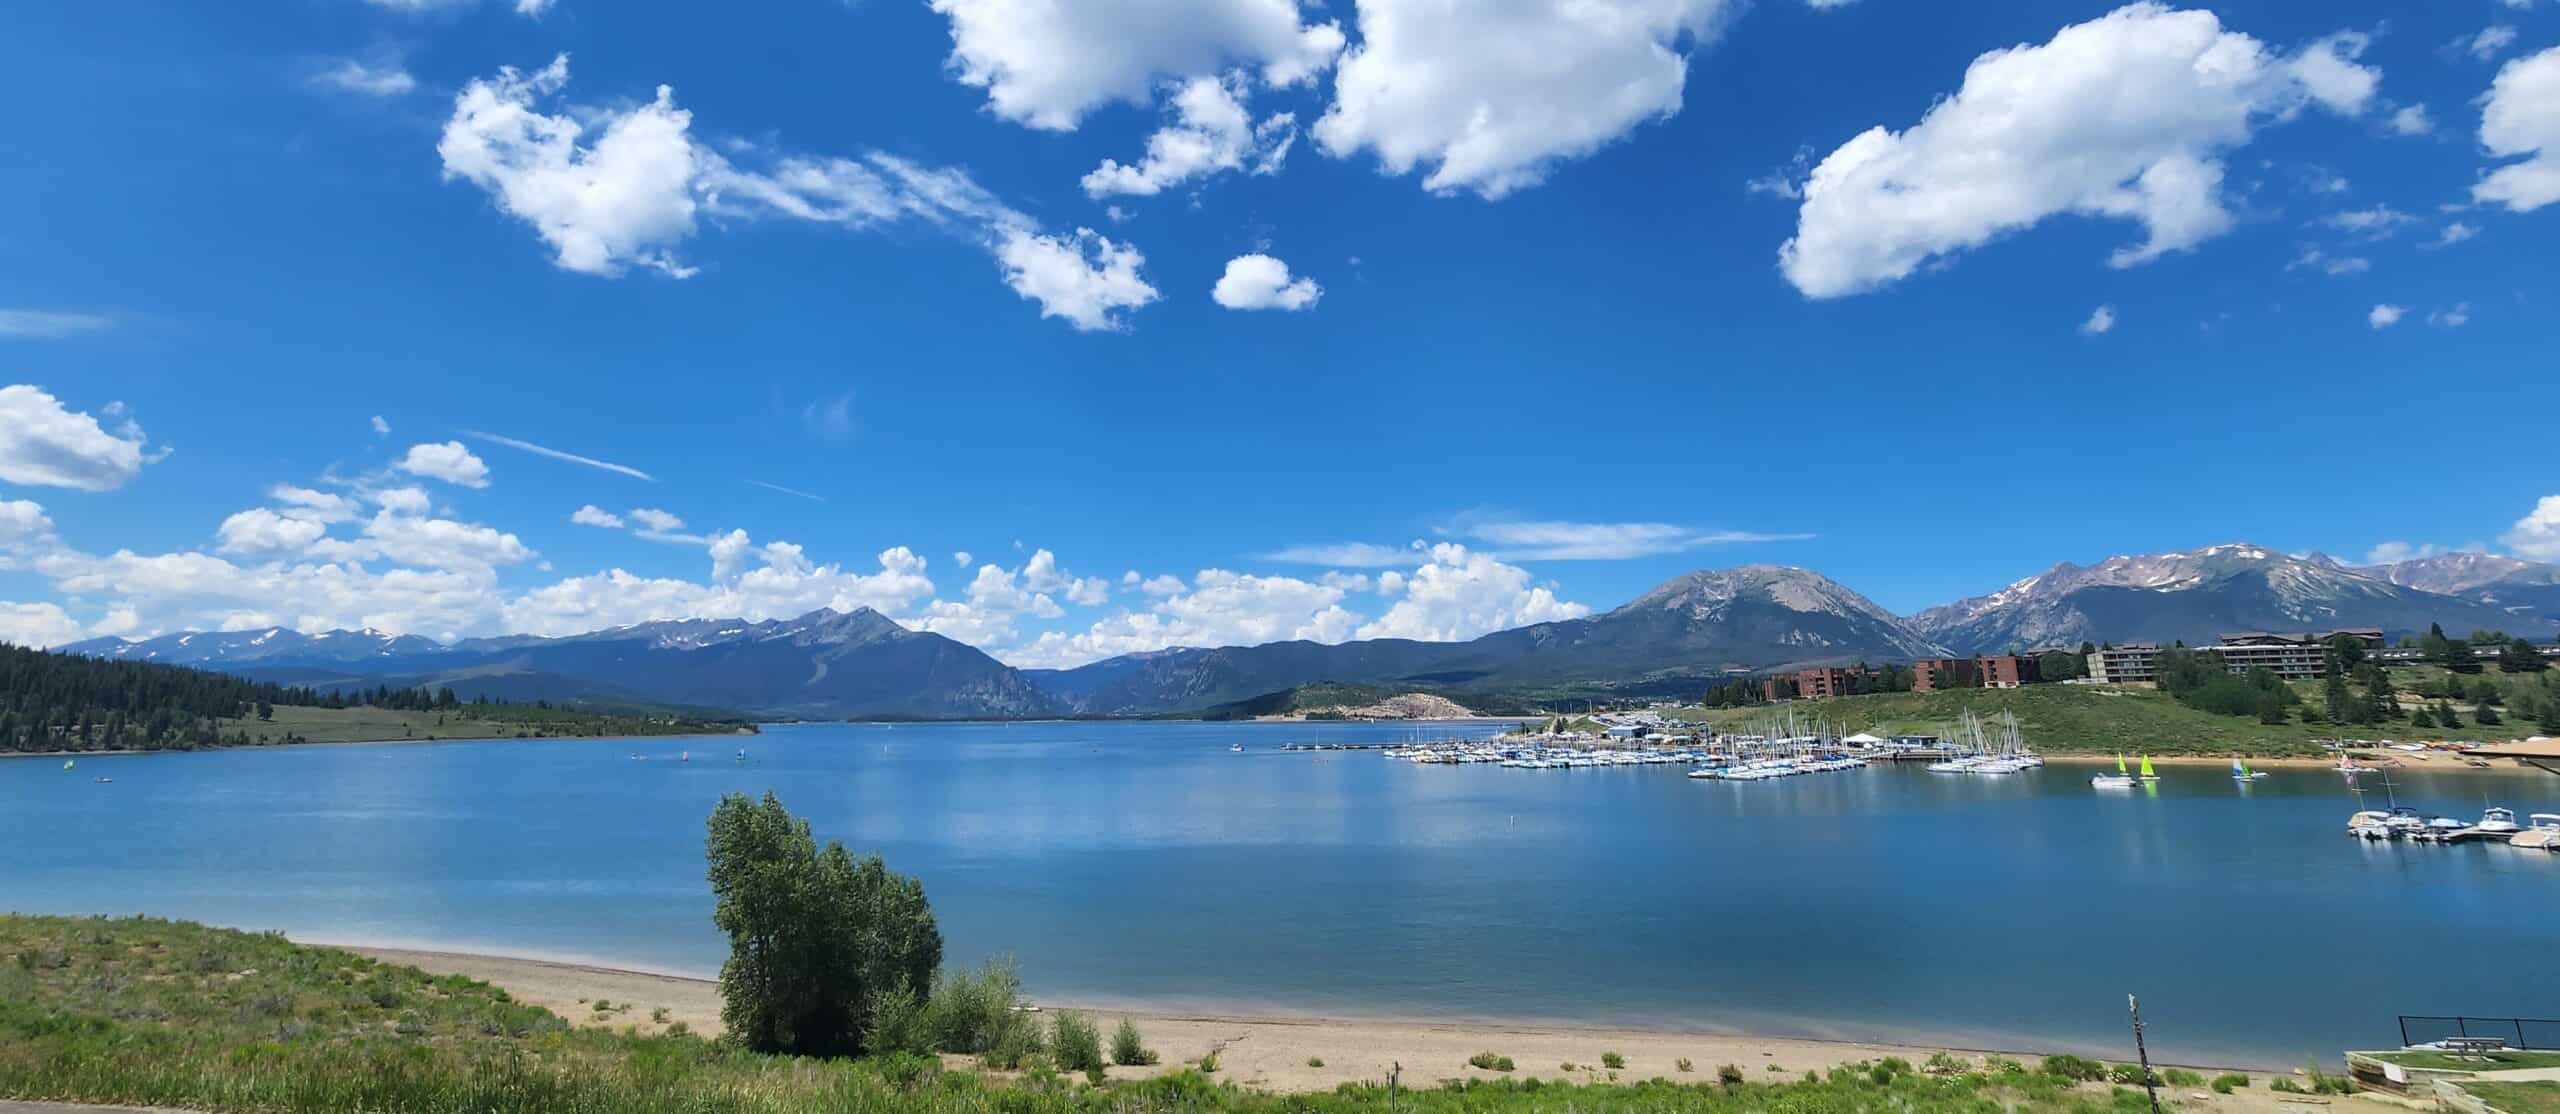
2465 1082 2560 1114
1 914 2253 1114
2369 1050 2560 1072
1467 1052 1515 1072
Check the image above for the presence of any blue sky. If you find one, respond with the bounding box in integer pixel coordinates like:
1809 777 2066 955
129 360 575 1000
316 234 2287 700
3 0 2556 666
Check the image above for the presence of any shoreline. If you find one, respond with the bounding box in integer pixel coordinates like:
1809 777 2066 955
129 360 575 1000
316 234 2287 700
337 943 2280 1086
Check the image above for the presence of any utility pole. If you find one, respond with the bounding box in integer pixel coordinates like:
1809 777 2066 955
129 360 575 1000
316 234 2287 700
2128 994 2161 1114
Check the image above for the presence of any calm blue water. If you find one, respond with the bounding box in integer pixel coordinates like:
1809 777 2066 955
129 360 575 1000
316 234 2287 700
5 721 2557 1067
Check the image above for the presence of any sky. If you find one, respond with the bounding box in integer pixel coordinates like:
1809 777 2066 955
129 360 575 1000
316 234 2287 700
3 0 2557 668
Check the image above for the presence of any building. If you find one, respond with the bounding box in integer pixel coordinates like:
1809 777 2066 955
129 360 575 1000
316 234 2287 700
1912 654 2041 692
1763 666 1871 702
2087 643 2160 684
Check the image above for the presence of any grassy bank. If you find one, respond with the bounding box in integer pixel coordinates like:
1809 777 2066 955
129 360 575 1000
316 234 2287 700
1674 683 2391 757
206 703 754 746
4 913 2206 1113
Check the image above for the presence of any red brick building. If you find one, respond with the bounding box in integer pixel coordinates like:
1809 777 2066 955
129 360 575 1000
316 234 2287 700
1763 666 1871 702
1912 655 2041 692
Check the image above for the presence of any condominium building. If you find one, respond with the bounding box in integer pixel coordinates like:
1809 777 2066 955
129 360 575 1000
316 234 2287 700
1912 654 2042 692
2087 643 2160 684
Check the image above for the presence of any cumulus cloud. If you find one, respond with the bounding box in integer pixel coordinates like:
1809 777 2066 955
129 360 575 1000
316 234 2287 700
440 55 1164 330
1316 0 1736 199
1211 253 1322 310
2388 104 2434 136
994 227 1160 331
2080 305 2117 335
269 485 361 524
0 385 155 492
1082 74 1296 197
1778 4 2380 298
395 441 493 488
926 0 1343 130
1354 543 1588 641
370 415 392 435
2475 46 2560 213
2369 303 2406 328
571 504 625 529
0 600 84 648
2508 496 2560 562
1007 567 1364 668
215 508 330 558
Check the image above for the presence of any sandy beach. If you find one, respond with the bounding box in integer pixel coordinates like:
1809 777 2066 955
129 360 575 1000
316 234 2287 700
347 945 2302 1093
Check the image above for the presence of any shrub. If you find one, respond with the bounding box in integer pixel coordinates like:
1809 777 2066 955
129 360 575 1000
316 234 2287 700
1559 1062 1578 1072
864 985 931 1055
706 791 940 1057
1989 1057 2027 1074
1719 1063 1745 1085
1676 1058 1694 1073
1084 1063 1106 1086
1307 1057 1324 1068
983 1017 1043 1072
1110 1017 1158 1067
2271 1077 2304 1093
2108 1063 2157 1086
1199 1052 1219 1074
1049 1010 1104 1073
926 956 1029 1055
2211 1073 2248 1093
2041 1054 2108 1082
650 1006 669 1023
1602 1051 1626 1070
1469 1052 1515 1072
1926 1051 1970 1075
2164 1068 2202 1086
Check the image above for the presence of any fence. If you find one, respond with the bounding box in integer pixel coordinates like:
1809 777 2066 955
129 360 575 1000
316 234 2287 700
2397 1016 2560 1050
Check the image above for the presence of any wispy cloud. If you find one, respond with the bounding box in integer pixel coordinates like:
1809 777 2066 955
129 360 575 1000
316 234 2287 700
0 309 112 339
1449 518 1813 560
461 430 654 481
1258 542 1419 567
747 479 826 503
801 393 854 439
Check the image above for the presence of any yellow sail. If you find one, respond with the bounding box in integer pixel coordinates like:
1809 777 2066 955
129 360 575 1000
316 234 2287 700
2139 755 2156 777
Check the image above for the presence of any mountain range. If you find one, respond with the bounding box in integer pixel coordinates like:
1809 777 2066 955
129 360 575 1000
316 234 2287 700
59 545 2560 720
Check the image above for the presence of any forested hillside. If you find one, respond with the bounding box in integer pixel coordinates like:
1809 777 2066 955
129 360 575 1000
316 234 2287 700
1 643 748 753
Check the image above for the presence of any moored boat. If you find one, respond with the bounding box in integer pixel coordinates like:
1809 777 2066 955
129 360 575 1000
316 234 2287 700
2476 806 2521 835
2510 814 2560 850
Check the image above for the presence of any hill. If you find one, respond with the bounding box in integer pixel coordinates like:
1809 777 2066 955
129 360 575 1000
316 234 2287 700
0 643 747 753
1197 683 1500 721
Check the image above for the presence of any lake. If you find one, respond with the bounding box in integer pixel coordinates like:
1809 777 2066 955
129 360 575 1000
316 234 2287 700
6 720 2557 1068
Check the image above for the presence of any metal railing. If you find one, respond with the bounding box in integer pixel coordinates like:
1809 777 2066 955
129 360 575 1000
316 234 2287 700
2398 1016 2560 1051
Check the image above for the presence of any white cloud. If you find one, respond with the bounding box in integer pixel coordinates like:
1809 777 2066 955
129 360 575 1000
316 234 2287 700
1211 253 1322 310
1007 567 1363 668
215 508 330 558
2475 46 2560 213
1778 4 2380 298
571 504 625 529
347 510 536 572
269 485 361 524
2369 303 2406 328
953 550 974 568
926 0 1343 131
994 227 1160 331
0 500 62 567
2321 205 2417 237
371 486 433 516
439 55 702 278
370 415 391 435
2428 222 2479 248
1354 544 1588 641
2388 104 2434 136
1136 573 1186 596
1445 518 1811 561
2364 541 2446 565
396 441 493 488
0 600 83 648
0 309 113 338
2467 26 2521 62
2290 247 2371 275
517 0 554 15
504 542 936 637
1259 541 1419 567
0 385 154 492
2080 305 2117 335
314 60 417 97
2428 302 2472 328
627 507 684 533
2508 496 2560 562
1083 75 1296 197
1315 0 1735 199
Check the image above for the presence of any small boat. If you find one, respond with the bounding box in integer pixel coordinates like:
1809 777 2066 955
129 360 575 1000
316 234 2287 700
2510 814 2560 850
2475 807 2521 835
2092 754 2137 789
1230 744 1244 753
2333 751 2378 774
735 747 747 761
2348 810 2395 840
62 759 75 771
679 751 690 763
2137 755 2161 783
92 776 112 784
2231 758 2269 782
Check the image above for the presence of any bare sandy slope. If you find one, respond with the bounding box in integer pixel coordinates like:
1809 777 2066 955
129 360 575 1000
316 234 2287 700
345 946 2328 1097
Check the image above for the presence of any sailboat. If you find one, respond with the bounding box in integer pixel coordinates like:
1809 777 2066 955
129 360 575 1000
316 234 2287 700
2136 755 2161 784
2231 757 2269 781
62 759 75 771
2091 754 2137 790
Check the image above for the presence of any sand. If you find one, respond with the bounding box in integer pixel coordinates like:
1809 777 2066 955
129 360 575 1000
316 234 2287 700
345 945 2324 1096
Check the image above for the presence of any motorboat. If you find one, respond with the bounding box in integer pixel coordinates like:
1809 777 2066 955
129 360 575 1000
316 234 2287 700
2348 810 2395 839
2092 754 2137 789
2475 807 2522 835
2509 814 2560 850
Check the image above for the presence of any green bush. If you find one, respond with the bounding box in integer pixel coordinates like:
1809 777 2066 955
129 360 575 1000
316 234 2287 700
1926 1051 1970 1075
1675 1057 1693 1073
2163 1067 2202 1086
2211 1073 2248 1093
1718 1063 1745 1085
1198 1051 1219 1074
1110 1016 1158 1066
1307 1057 1324 1068
863 984 931 1055
2041 1054 2108 1082
1049 1009 1103 1073
923 956 1028 1055
2108 1063 2157 1086
1469 1051 1516 1072
2271 1077 2304 1093
1601 1051 1626 1070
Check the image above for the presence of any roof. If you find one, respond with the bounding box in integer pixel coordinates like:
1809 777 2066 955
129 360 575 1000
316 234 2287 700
1844 732 1886 743
2466 738 2560 759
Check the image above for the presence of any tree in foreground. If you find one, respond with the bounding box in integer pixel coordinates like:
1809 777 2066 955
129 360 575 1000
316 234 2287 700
706 791 941 1056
